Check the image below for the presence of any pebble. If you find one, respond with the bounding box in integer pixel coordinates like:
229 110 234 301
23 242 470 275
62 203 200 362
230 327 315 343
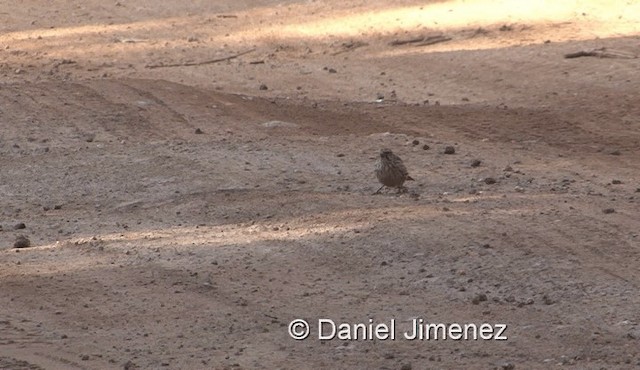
14 235 31 248
194 128 204 134
470 159 481 167
484 177 497 185
603 208 615 214
444 146 455 154
472 293 488 304
259 84 268 90
422 144 430 150
14 222 26 230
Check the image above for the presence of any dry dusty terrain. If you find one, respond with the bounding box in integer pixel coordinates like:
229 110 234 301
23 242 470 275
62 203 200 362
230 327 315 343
1 1 640 369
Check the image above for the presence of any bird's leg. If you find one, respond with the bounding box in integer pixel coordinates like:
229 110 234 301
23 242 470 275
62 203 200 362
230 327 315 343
373 185 385 195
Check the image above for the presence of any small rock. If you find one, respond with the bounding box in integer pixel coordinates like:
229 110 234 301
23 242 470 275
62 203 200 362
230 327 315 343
482 243 491 249
336 153 345 157
412 139 420 146
422 144 430 150
81 355 90 361
123 360 137 370
501 362 515 370
259 84 268 90
187 36 199 42
470 159 481 167
609 149 621 156
503 165 513 172
542 295 554 305
383 353 395 359
54 205 62 210
14 235 31 248
400 364 412 370
484 177 497 185
611 179 622 184
194 128 204 134
14 223 26 230
444 146 455 154
514 186 525 193
328 68 337 73
472 293 487 305
603 208 615 214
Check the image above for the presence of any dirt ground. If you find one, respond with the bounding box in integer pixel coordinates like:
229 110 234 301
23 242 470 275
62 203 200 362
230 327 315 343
1 1 639 369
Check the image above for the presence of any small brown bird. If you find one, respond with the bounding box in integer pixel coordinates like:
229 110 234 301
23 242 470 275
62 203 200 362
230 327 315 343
374 148 414 194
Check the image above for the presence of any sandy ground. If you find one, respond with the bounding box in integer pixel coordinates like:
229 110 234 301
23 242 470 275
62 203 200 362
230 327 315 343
1 1 640 369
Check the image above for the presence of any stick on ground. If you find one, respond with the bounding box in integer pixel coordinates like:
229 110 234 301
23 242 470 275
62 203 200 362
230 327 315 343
390 35 451 47
414 35 452 47
564 47 637 59
146 48 256 69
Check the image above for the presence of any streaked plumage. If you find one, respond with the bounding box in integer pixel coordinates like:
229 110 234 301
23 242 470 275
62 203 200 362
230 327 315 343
374 149 414 193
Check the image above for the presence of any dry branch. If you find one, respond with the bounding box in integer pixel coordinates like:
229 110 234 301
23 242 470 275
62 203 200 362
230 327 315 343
331 41 369 56
564 47 637 59
389 34 451 47
389 36 426 46
145 48 256 69
414 35 452 47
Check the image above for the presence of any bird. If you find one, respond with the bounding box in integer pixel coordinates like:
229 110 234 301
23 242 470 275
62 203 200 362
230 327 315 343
374 148 414 194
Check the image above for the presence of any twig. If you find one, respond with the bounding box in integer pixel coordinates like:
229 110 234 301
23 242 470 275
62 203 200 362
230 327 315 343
145 48 256 69
565 47 637 59
414 35 452 47
564 51 596 58
389 36 426 46
331 41 369 56
389 34 451 47
217 14 238 18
